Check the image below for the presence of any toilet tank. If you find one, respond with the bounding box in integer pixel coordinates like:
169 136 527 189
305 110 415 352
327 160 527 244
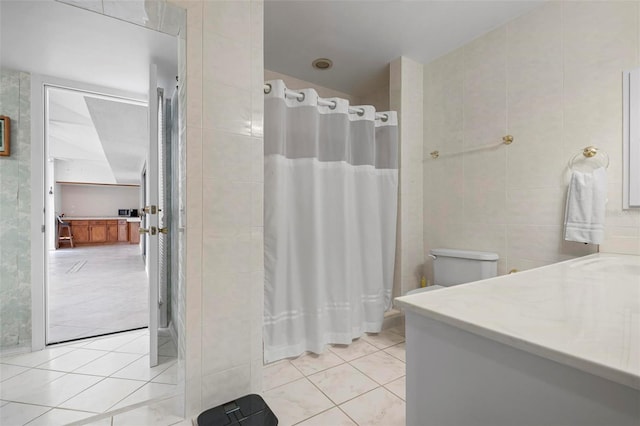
431 248 499 287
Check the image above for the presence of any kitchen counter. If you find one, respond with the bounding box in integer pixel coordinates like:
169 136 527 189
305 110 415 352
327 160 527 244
64 216 141 223
396 253 640 426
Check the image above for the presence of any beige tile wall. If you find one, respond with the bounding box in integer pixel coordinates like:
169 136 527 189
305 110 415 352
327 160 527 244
172 0 264 417
391 57 424 296
423 1 640 281
357 83 390 112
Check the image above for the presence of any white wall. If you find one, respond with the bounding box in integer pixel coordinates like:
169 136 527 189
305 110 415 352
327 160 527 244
174 0 264 416
390 58 424 296
422 1 640 281
60 184 139 217
0 68 32 353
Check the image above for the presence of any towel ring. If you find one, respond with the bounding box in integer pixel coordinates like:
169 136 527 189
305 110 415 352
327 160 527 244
568 146 609 170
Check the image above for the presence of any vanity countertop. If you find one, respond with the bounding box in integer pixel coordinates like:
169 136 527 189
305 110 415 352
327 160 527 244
395 253 640 390
64 216 141 223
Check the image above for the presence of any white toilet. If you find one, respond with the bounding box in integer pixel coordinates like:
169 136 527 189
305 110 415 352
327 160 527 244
407 248 499 295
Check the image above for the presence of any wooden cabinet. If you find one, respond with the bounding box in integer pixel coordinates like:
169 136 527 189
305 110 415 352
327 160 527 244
69 219 134 245
70 221 89 243
118 220 128 242
89 220 107 242
107 222 119 242
129 221 140 244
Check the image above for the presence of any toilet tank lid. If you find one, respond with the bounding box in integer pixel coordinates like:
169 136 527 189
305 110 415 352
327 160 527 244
430 248 499 261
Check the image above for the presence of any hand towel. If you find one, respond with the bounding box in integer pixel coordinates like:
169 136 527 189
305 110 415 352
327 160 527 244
564 167 607 244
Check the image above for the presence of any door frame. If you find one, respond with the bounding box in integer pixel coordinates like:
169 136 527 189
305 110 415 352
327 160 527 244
30 74 147 350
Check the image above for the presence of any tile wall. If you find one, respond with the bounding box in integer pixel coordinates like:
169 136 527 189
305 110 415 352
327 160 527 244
0 68 31 353
423 1 640 279
390 58 424 296
357 83 390 112
171 0 265 417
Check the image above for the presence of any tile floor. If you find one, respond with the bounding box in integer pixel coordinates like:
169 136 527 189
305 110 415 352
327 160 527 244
1 325 406 425
262 327 406 426
0 329 179 426
48 245 148 343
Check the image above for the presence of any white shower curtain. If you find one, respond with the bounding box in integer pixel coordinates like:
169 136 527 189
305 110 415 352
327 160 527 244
263 80 398 363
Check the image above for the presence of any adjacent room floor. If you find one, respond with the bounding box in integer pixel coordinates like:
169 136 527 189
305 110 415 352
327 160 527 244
48 245 148 343
262 327 406 426
0 329 179 425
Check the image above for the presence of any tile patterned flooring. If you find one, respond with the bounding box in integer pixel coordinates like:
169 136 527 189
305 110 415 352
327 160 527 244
0 329 179 426
1 326 406 425
48 245 148 343
262 327 407 426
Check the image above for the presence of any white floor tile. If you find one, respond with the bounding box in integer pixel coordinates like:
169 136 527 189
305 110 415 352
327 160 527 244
0 402 50 426
383 342 406 362
158 340 177 357
296 407 357 426
114 335 150 355
110 382 177 411
8 372 102 407
0 364 29 382
385 376 406 400
263 378 334 426
76 416 113 425
307 364 378 405
0 369 66 401
111 355 174 381
328 338 379 362
340 387 405 426
24 407 97 426
111 397 183 425
290 351 344 376
262 360 304 391
74 352 143 377
82 333 143 352
0 346 75 368
152 363 178 385
361 330 405 349
36 348 109 372
386 325 406 337
59 377 145 413
167 419 192 426
350 351 405 385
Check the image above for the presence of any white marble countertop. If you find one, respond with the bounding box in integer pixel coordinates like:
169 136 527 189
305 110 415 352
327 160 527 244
65 216 141 222
395 253 640 390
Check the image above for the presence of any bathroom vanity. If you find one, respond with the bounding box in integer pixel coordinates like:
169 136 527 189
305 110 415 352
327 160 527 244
396 253 640 426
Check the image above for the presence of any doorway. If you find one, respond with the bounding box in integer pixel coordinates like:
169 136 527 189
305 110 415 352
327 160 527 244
1 0 185 418
44 85 149 345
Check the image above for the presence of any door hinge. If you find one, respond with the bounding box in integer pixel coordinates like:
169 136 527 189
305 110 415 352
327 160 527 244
41 225 45 233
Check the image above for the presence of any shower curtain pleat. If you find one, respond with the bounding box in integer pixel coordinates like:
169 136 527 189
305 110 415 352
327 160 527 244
263 80 398 363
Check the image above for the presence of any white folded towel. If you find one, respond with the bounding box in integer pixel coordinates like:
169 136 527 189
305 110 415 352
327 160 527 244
564 167 607 244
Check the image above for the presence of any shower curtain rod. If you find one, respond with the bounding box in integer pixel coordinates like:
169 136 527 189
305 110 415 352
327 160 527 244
264 83 388 122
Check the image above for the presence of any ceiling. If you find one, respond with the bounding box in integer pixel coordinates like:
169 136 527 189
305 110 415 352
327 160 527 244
0 0 178 185
2 1 546 184
264 0 545 96
48 87 148 185
0 0 178 96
